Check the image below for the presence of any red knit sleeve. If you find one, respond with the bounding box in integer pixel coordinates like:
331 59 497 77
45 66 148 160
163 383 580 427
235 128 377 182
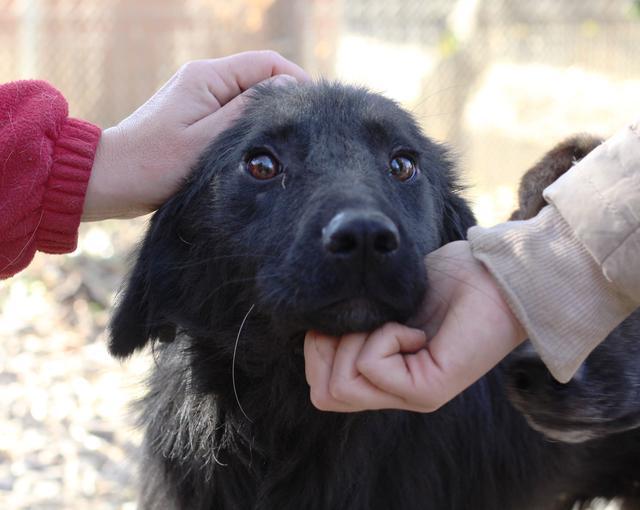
0 80 101 279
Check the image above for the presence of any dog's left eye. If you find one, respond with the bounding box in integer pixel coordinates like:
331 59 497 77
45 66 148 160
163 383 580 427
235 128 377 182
246 153 281 180
389 155 418 182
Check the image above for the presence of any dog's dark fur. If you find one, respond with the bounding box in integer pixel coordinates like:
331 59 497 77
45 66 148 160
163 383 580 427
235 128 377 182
110 84 640 510
509 134 603 221
504 135 640 445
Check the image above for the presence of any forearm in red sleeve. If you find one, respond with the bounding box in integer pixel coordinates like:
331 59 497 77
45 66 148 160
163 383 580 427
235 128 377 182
0 80 101 279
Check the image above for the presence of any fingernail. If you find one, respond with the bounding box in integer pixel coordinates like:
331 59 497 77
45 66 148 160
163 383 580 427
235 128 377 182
271 74 297 87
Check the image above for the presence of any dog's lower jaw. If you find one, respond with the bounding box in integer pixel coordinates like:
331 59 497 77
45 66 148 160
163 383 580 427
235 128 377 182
268 295 415 339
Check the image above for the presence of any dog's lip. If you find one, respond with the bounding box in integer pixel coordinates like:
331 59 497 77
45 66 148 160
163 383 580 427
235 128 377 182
315 287 408 310
519 410 640 443
313 295 391 315
508 391 640 439
285 295 397 338
520 408 640 428
320 296 376 309
524 418 604 443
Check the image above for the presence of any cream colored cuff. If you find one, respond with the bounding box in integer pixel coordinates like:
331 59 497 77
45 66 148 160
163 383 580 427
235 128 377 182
468 206 637 383
543 119 640 303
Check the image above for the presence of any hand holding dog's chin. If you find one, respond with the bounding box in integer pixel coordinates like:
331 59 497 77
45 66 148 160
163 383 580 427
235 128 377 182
82 51 307 221
304 241 527 413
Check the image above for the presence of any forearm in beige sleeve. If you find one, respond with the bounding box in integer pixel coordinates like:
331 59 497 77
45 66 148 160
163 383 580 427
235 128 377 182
468 206 637 383
467 119 640 382
544 119 640 304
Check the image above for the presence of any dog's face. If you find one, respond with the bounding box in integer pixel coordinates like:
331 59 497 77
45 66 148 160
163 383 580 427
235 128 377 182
109 83 474 358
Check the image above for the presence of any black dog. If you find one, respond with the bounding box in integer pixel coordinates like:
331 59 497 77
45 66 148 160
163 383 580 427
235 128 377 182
110 83 640 510
507 319 640 443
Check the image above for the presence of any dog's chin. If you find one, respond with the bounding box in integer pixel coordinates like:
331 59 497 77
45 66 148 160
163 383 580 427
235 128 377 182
521 417 602 444
277 297 407 337
509 396 640 443
515 411 637 444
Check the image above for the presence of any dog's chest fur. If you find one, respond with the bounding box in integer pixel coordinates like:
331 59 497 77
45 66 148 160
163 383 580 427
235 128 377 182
138 338 566 510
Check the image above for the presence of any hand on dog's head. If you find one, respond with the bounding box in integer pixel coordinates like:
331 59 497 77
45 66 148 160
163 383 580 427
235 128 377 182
109 82 475 359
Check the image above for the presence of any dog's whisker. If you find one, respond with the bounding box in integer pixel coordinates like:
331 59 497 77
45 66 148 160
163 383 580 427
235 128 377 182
177 233 193 245
211 448 226 467
232 303 255 423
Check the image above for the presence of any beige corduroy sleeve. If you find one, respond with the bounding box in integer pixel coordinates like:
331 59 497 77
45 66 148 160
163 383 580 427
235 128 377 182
467 119 640 383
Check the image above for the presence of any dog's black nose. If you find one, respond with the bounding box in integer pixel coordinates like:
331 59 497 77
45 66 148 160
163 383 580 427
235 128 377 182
322 210 399 257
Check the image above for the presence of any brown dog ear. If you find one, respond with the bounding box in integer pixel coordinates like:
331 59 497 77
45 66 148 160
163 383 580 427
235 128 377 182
510 134 603 221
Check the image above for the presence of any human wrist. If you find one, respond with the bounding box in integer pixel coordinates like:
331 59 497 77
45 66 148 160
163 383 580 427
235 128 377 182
468 206 636 382
82 126 139 221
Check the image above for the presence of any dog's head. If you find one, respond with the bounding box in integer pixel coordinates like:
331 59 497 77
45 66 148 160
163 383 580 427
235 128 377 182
506 322 640 443
109 82 474 358
509 134 602 221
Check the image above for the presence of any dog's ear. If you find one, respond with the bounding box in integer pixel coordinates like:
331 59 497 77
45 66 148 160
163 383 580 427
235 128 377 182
440 187 476 243
109 205 184 358
424 143 476 243
510 134 602 220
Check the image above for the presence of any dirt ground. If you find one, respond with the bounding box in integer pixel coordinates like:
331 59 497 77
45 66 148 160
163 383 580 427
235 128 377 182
0 221 148 509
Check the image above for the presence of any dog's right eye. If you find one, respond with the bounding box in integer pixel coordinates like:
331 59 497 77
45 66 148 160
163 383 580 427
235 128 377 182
389 155 418 182
246 153 281 180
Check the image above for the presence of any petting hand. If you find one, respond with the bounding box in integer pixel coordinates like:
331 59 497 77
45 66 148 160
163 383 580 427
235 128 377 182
304 240 527 412
83 50 308 221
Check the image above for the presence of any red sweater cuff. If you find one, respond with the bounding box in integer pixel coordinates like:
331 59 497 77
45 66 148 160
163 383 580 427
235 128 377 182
37 118 101 254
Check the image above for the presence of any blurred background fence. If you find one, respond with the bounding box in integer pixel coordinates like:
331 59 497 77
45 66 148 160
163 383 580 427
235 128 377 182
1 1 640 508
